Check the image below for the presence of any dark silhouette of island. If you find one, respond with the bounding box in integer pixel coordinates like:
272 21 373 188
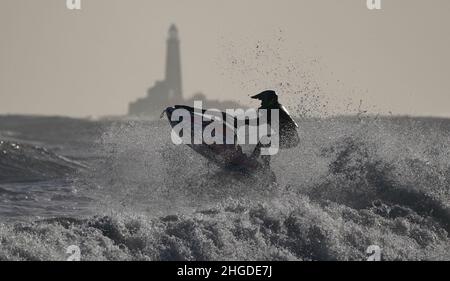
128 24 243 119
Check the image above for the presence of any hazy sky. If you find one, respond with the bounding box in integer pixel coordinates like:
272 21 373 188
1 0 449 117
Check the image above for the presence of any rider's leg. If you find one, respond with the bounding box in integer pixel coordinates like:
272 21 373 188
251 141 271 167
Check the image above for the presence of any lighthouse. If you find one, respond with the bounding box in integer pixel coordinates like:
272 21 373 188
128 24 184 118
128 24 242 118
165 24 182 100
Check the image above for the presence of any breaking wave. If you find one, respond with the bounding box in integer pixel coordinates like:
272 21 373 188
0 140 85 183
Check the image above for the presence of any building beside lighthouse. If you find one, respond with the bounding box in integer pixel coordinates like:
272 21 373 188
128 24 242 118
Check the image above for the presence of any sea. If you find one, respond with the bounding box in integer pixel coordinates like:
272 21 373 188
0 114 448 260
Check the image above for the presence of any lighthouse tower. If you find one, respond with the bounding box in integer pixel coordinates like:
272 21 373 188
165 24 182 101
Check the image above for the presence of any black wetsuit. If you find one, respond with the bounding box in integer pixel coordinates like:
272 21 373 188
252 100 300 163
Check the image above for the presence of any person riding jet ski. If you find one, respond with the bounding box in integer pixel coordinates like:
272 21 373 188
250 90 300 163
